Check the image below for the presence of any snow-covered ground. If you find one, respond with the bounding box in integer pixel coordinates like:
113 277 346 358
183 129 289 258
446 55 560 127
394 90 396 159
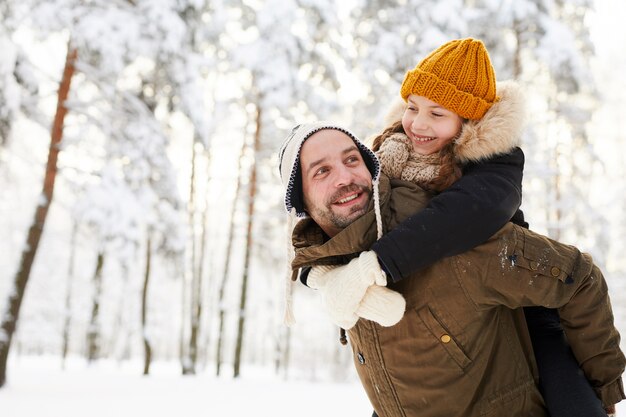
0 356 373 417
2 355 625 416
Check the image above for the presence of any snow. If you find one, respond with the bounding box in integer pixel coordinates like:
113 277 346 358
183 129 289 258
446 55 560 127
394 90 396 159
3 355 626 416
0 356 372 417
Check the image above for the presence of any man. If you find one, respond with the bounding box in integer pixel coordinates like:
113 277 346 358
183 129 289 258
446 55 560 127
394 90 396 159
278 122 625 417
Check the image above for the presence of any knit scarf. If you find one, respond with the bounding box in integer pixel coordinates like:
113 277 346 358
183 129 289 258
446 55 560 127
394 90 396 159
375 132 442 190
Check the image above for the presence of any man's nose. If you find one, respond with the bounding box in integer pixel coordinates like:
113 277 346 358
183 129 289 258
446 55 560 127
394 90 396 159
334 165 354 187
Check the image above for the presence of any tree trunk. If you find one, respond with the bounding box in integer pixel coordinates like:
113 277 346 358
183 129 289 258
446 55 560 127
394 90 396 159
177 107 191 374
275 311 292 378
0 45 77 387
109 265 130 363
215 124 248 376
548 143 563 241
188 142 206 374
197 148 212 371
61 221 78 369
178 256 187 372
233 104 261 378
142 236 153 375
513 29 521 79
545 93 562 241
183 136 198 375
86 251 104 362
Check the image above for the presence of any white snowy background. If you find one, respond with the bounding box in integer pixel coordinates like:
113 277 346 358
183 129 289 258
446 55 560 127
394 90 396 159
1 0 625 416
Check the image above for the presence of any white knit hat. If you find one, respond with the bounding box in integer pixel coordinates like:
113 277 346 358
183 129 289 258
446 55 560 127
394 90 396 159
278 122 384 326
278 122 381 217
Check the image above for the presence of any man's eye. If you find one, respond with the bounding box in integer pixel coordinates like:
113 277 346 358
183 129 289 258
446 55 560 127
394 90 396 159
346 156 359 164
314 167 328 176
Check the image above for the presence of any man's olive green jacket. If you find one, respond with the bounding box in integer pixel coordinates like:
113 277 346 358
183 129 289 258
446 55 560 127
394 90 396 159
292 174 625 417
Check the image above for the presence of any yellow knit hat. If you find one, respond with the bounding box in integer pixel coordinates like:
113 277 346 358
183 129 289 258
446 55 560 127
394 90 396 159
400 38 497 120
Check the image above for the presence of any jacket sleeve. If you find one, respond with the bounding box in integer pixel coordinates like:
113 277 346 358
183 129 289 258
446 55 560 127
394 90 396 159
372 147 527 283
455 224 626 407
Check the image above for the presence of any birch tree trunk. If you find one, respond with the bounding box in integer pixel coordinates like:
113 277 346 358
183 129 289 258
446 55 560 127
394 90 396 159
178 256 187 372
512 22 523 80
61 221 78 369
0 44 77 387
183 136 199 375
233 104 261 378
544 95 563 241
109 265 130 363
180 137 195 374
547 141 563 241
197 148 212 370
142 236 153 375
86 251 104 362
188 141 205 374
215 125 248 376
276 312 292 378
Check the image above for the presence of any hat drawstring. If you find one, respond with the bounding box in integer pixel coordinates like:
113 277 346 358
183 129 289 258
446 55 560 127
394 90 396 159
283 207 298 326
372 177 383 240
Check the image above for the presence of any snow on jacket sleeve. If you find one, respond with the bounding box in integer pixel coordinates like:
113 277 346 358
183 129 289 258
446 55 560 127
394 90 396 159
372 146 526 283
453 223 626 407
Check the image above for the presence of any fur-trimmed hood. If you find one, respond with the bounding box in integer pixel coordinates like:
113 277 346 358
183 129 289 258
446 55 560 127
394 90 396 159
382 80 526 163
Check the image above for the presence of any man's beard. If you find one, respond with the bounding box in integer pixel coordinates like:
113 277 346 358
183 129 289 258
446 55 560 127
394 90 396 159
312 183 372 231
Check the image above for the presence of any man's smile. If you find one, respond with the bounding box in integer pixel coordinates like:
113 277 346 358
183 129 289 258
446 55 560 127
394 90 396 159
334 191 363 205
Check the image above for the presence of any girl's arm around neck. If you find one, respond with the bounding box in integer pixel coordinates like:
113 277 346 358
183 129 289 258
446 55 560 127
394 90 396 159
372 147 527 282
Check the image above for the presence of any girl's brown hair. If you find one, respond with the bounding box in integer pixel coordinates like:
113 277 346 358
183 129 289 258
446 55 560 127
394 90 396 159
371 121 462 193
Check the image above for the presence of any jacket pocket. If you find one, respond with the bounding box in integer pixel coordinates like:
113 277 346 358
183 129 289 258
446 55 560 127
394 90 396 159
417 305 471 370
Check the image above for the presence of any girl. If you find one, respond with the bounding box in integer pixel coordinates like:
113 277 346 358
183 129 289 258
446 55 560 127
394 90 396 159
310 38 612 417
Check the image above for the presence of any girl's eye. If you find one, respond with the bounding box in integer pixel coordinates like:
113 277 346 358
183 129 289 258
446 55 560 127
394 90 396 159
432 112 443 117
407 106 417 112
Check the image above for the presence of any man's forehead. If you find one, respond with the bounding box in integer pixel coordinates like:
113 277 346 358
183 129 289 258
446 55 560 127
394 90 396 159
300 129 356 159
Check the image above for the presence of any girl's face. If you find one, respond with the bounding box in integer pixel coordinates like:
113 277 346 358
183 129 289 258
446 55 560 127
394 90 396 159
402 95 463 155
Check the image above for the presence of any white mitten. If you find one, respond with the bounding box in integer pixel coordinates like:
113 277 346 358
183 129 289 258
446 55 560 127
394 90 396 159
356 285 406 327
307 265 333 290
307 264 359 329
307 251 387 329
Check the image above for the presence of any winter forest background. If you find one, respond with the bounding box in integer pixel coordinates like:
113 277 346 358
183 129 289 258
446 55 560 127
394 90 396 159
1 0 626 415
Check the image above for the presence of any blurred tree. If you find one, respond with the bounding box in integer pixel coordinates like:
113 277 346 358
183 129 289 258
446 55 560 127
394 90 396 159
0 43 77 387
222 0 346 377
0 1 40 150
469 0 604 261
349 0 467 137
